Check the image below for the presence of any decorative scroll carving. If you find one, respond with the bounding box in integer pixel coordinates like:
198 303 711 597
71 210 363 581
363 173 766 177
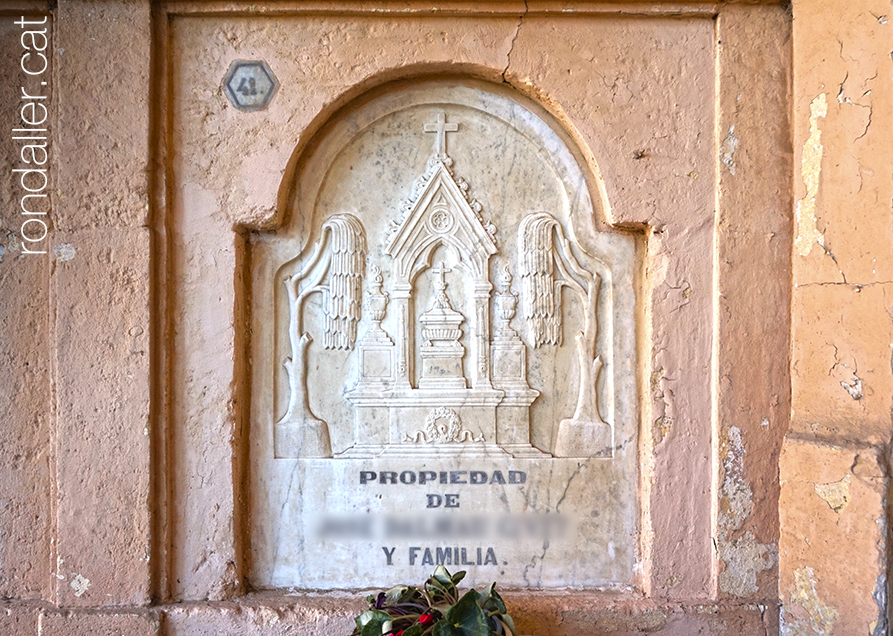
518 212 609 457
275 213 367 458
404 407 484 444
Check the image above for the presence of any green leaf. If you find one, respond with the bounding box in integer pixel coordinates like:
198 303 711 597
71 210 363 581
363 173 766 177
402 625 426 636
385 585 409 604
356 610 391 636
480 585 506 615
451 570 466 586
500 614 517 636
432 603 453 616
432 565 453 586
443 590 490 636
432 621 463 636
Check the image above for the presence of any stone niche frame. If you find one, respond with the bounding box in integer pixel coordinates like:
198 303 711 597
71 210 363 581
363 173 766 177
152 1 790 630
254 79 639 589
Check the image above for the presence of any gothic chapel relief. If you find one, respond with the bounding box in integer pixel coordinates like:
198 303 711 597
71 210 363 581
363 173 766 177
261 81 636 462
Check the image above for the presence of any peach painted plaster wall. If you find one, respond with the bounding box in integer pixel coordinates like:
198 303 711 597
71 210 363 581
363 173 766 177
780 0 893 634
0 1 888 635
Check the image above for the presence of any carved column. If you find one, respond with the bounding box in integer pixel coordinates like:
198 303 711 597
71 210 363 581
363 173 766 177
472 281 493 389
391 282 413 389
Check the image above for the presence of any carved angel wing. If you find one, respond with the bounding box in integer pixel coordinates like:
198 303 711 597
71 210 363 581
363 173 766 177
519 212 562 346
322 214 366 350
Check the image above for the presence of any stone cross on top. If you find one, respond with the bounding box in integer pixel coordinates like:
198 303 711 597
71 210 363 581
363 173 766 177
424 112 458 156
431 261 451 291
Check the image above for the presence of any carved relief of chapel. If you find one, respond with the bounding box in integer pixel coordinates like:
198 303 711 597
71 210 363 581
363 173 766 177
266 81 634 463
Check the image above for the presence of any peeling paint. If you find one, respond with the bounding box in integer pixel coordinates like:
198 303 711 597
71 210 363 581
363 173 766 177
717 426 775 597
718 531 777 597
721 426 752 527
794 93 828 256
720 124 739 175
839 376 863 400
813 474 850 513
872 574 888 636
69 573 90 597
655 415 672 442
650 364 673 445
53 243 77 262
252 606 282 627
782 567 838 636
3 231 21 254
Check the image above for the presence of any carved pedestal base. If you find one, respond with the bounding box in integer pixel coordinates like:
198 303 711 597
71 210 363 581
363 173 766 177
380 443 510 458
274 419 333 458
553 418 612 459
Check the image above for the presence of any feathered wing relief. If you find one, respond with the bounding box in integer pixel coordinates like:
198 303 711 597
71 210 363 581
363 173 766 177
322 215 366 351
518 212 611 457
519 213 562 347
275 213 367 458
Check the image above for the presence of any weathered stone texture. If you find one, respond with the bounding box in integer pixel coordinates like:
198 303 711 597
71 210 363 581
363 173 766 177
782 0 893 631
55 0 151 230
790 0 893 442
39 609 160 636
0 12 53 601
791 0 893 286
779 440 887 635
791 283 893 445
0 605 40 636
509 13 719 600
54 228 152 606
1 0 890 633
163 595 361 636
715 4 791 604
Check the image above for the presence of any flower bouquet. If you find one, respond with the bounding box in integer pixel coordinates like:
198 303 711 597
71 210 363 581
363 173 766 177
351 566 517 636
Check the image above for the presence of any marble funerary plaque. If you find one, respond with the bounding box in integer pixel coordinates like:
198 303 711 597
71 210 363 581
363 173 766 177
250 80 638 589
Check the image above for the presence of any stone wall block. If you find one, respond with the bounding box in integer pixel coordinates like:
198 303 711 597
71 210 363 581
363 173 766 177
0 9 54 601
54 227 152 606
39 609 160 636
791 0 893 285
0 242 52 600
791 283 893 444
163 599 358 636
0 604 40 636
715 4 792 603
779 438 887 635
55 0 151 230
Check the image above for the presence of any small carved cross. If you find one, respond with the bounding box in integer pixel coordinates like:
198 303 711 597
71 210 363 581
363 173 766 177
431 261 452 290
424 112 458 156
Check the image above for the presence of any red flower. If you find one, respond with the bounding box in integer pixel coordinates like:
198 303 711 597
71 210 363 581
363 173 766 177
418 613 434 626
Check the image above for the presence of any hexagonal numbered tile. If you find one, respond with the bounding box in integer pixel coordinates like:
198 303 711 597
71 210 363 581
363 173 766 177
223 60 278 112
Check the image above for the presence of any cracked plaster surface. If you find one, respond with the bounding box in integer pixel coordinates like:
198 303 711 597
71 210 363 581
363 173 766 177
813 474 851 513
717 426 776 598
781 567 838 636
794 93 827 258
